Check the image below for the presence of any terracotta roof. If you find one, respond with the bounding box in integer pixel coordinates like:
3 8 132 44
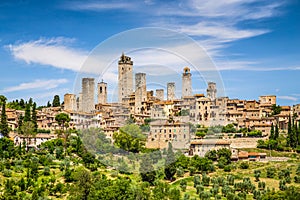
248 152 259 156
238 151 248 158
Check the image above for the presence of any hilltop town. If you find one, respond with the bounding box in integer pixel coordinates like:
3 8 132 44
1 53 300 200
2 53 300 156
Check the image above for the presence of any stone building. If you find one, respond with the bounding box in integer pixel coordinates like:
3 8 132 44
190 139 231 157
259 95 276 105
156 89 164 101
167 82 175 100
182 67 192 98
64 93 77 111
135 73 147 114
97 81 107 104
118 53 133 103
81 78 95 113
146 119 191 150
207 82 217 101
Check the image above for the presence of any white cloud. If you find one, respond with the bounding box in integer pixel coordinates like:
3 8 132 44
278 96 298 101
179 22 269 41
65 1 135 11
7 37 88 71
2 79 68 93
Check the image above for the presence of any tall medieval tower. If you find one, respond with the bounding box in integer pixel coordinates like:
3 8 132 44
97 81 107 104
82 78 95 112
167 82 175 100
64 94 77 111
182 67 192 98
118 53 133 103
135 73 147 114
207 82 217 101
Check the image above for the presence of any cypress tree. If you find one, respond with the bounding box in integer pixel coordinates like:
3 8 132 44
18 115 24 134
32 102 38 133
0 99 9 137
287 115 292 147
164 143 176 181
274 124 279 140
24 103 31 122
270 123 274 140
52 95 60 107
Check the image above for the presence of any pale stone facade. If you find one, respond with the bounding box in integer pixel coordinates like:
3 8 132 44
190 139 231 157
118 53 133 103
135 73 147 114
182 67 192 98
64 93 77 111
97 81 107 104
156 89 164 101
146 120 191 149
81 78 95 113
167 82 175 100
207 82 217 101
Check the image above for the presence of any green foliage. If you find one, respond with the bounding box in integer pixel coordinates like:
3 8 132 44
202 173 210 186
248 130 263 137
139 154 156 184
43 166 50 176
176 166 184 177
222 124 237 133
113 124 145 153
254 169 261 182
271 104 282 116
52 95 61 107
178 109 189 116
239 162 249 169
164 143 176 181
2 168 12 177
0 137 15 158
224 165 231 172
175 154 190 169
180 179 187 192
266 167 276 178
205 149 217 161
55 113 71 129
195 131 206 138
190 155 213 172
0 96 9 137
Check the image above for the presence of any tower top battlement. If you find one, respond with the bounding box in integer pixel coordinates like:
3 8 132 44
119 53 133 65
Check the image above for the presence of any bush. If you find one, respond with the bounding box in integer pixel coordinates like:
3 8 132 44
294 176 300 183
239 162 249 169
2 169 12 177
43 166 50 176
266 167 276 178
224 165 231 172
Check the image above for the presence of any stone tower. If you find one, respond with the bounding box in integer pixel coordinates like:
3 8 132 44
167 82 175 100
207 82 217 101
156 89 164 101
64 93 77 111
77 93 82 111
182 67 192 98
135 73 147 114
118 53 133 103
82 78 95 113
97 81 107 104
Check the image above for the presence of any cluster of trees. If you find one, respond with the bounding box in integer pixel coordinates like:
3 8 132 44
258 115 300 151
6 95 61 111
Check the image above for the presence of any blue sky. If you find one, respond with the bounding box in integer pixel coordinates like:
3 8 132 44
0 0 300 106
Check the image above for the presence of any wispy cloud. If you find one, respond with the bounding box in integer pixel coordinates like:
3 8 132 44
2 79 68 93
64 1 136 11
6 37 88 71
278 96 298 101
